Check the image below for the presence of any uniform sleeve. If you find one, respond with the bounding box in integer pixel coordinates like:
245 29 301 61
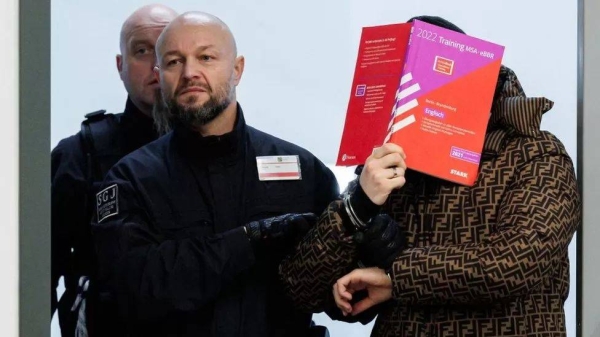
91 163 256 321
389 148 580 305
51 136 88 316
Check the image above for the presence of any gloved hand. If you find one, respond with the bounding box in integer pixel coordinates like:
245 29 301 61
354 214 406 271
244 213 318 248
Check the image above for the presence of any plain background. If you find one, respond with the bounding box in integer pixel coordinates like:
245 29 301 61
0 0 19 334
50 1 578 336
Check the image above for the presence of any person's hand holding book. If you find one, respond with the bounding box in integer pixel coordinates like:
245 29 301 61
359 143 407 205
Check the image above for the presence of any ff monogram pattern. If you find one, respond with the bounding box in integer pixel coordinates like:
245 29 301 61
279 67 581 336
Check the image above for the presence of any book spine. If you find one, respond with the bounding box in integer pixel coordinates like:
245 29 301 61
385 24 419 143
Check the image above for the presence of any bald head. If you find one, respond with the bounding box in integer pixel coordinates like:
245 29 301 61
120 4 178 55
116 4 178 117
156 11 237 63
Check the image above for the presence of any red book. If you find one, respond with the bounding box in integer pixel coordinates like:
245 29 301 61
336 23 412 166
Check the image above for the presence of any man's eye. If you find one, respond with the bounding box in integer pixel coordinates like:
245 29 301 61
200 55 213 61
166 59 181 66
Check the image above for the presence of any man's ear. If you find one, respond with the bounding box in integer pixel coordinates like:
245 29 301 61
116 54 124 80
233 55 245 86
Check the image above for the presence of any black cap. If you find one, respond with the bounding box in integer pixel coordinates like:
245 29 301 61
407 15 465 34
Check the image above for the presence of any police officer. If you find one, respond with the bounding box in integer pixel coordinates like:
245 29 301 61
51 4 178 336
90 11 339 337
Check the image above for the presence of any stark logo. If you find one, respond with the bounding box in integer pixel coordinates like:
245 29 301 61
96 184 119 223
450 169 468 178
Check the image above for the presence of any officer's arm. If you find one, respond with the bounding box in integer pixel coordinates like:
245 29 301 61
91 165 255 321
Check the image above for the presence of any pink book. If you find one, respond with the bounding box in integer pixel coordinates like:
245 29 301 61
385 19 505 185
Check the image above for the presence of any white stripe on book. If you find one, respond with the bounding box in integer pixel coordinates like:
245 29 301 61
400 72 413 85
393 99 418 119
396 83 421 101
390 114 417 133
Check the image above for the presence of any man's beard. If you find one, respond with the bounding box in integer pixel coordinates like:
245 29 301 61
164 80 233 130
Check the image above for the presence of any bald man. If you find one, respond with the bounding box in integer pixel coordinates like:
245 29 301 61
51 4 177 337
90 11 339 337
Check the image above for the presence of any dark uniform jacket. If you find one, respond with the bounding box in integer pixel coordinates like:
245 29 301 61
52 97 158 336
279 67 581 336
91 104 339 337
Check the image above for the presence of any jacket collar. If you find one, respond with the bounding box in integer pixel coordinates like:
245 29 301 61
121 96 154 127
173 103 247 162
482 66 554 156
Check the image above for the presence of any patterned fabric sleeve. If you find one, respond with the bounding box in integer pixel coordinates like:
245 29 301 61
279 196 358 312
389 139 581 305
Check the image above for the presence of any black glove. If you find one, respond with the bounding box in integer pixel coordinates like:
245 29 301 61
244 213 317 247
354 214 406 270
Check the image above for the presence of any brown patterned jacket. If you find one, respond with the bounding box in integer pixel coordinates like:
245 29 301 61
279 67 581 336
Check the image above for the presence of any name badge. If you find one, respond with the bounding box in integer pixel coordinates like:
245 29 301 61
256 155 302 181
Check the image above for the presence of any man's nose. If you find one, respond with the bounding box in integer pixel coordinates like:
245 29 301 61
182 58 203 80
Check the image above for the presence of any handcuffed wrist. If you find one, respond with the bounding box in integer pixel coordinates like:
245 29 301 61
341 184 381 232
349 182 381 223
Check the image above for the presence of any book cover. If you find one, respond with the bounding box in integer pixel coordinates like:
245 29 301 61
386 20 505 185
336 23 412 166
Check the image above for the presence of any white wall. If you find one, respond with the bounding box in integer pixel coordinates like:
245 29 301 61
51 1 579 336
0 0 19 335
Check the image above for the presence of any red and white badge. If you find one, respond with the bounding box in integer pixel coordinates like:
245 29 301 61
256 155 302 181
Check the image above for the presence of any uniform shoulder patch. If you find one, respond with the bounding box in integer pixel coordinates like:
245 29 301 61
96 184 119 223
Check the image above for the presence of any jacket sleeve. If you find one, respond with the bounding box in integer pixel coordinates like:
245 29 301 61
279 191 378 324
279 178 359 313
389 146 581 305
51 136 89 316
91 164 256 320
